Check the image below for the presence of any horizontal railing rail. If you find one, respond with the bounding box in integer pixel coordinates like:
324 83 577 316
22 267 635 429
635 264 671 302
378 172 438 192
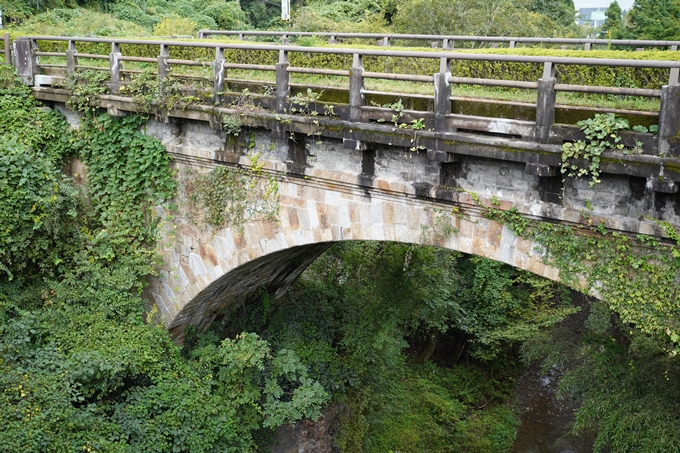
198 30 680 51
8 35 680 155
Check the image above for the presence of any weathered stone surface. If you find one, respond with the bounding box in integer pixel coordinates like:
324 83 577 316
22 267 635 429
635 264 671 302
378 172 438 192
34 101 676 341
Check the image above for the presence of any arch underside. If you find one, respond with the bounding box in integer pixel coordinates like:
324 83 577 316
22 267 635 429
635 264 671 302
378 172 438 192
151 178 559 343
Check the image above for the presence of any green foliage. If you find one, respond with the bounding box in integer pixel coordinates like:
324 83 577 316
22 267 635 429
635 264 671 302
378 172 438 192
456 257 577 360
0 66 79 281
599 1 624 40
188 159 279 233
561 332 680 452
561 113 630 186
187 332 330 431
12 7 148 37
482 205 680 351
78 113 177 247
0 141 80 281
286 0 394 33
119 69 210 115
392 0 578 38
341 363 519 453
152 13 198 36
523 300 680 453
530 0 577 28
66 69 110 113
219 241 574 450
625 0 680 40
0 64 323 451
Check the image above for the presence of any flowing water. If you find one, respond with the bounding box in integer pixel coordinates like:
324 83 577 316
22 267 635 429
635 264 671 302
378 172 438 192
510 293 596 453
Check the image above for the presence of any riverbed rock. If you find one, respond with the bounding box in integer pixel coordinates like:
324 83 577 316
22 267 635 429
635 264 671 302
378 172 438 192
270 404 339 453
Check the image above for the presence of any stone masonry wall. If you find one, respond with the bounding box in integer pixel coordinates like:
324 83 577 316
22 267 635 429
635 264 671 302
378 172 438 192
51 109 679 341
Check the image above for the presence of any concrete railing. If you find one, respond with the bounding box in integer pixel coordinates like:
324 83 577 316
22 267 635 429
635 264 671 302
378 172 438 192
197 30 680 52
1 34 10 65
8 35 680 154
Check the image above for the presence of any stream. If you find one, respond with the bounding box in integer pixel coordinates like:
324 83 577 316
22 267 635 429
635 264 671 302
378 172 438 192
509 363 595 453
271 293 599 453
509 292 596 453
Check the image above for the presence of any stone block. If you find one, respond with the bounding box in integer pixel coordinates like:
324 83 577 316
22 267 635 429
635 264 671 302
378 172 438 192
188 253 207 277
639 221 661 237
487 220 503 248
542 265 560 282
459 237 473 254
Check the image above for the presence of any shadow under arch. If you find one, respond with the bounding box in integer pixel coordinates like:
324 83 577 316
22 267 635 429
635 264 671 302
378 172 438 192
166 234 558 343
152 174 563 343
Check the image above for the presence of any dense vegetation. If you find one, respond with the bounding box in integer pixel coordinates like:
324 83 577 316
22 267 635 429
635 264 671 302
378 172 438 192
3 0 680 449
0 59 577 451
3 0 679 43
0 64 329 452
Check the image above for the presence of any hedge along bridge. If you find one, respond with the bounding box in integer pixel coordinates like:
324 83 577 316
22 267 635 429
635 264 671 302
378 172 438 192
7 35 680 341
198 29 680 52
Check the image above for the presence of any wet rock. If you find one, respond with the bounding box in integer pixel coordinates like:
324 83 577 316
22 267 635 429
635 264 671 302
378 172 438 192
271 404 339 453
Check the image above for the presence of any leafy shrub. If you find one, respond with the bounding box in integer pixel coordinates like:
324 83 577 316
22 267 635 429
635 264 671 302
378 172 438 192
153 14 199 36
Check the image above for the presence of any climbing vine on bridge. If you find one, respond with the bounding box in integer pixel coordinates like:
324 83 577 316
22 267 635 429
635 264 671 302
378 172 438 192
480 204 680 350
1 64 330 452
187 152 279 234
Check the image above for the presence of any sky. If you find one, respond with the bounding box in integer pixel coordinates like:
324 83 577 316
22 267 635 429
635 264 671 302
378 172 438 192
574 0 634 9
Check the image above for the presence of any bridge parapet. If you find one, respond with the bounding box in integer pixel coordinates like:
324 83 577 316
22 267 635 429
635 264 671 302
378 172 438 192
8 34 680 159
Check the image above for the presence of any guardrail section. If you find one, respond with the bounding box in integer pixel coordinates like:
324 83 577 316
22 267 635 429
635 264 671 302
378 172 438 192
9 35 680 156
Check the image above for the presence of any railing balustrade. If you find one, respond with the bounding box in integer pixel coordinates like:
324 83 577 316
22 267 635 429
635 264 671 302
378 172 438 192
6 35 680 154
197 30 680 52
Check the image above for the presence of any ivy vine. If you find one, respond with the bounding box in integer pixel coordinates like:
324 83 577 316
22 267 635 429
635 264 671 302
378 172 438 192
480 204 680 351
188 153 279 234
561 113 630 186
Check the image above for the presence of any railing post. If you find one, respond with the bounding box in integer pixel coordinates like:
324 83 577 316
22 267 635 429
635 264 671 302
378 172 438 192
584 42 592 51
65 40 77 76
434 57 451 132
158 43 170 80
3 33 10 65
282 34 289 45
13 37 36 85
272 49 290 139
349 53 364 122
275 49 290 114
442 38 449 49
328 35 337 44
344 53 364 149
109 42 122 94
658 68 680 155
535 62 556 143
213 47 225 106
509 40 516 48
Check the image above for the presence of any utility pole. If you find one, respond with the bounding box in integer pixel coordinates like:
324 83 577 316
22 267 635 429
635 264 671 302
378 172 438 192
281 0 290 20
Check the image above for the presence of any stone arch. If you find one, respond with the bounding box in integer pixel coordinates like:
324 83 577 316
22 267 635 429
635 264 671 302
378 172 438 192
148 178 558 342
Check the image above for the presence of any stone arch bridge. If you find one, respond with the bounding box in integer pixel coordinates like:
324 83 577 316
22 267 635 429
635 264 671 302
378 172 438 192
29 91 680 342
17 36 680 341
118 115 679 343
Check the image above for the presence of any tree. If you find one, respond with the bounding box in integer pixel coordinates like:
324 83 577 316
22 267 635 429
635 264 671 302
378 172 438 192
599 1 623 39
392 0 578 38
530 0 576 28
624 0 680 40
